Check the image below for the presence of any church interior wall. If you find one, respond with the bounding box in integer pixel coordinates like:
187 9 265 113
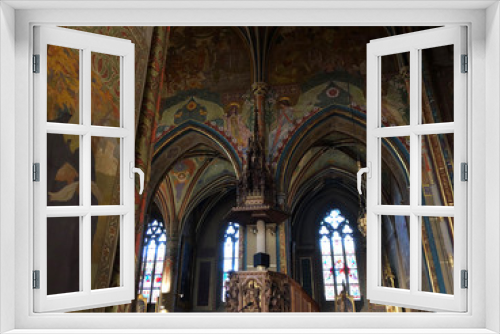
41 25 454 313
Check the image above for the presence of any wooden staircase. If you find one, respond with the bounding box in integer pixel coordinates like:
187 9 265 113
224 270 320 312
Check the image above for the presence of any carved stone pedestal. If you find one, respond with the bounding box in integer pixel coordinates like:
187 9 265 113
225 271 319 312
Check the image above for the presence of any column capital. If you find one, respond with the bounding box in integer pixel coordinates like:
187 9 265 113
252 82 269 96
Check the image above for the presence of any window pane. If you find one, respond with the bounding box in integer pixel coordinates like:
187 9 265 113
221 223 239 301
224 239 233 256
344 235 356 254
333 256 344 270
348 269 359 283
332 234 343 255
151 289 160 304
320 236 330 255
91 215 120 290
47 45 80 124
346 255 357 268
47 134 80 206
335 270 346 285
91 52 120 127
381 136 410 205
91 137 120 205
421 45 454 124
422 134 454 206
350 284 361 300
421 217 454 295
322 256 332 271
323 271 334 284
324 285 336 301
381 215 410 290
47 217 80 295
381 52 410 127
223 259 233 271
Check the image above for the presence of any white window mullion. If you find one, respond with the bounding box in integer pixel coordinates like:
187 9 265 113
409 47 420 295
365 42 380 299
81 47 92 295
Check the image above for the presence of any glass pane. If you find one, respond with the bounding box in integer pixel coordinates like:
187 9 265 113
332 234 343 255
324 285 335 301
422 134 454 206
421 45 454 124
151 289 160 304
224 259 232 271
323 271 334 284
320 237 330 255
421 217 454 295
381 136 410 205
335 270 346 285
322 256 332 271
91 137 120 205
91 52 120 127
344 235 356 254
350 284 361 300
381 215 410 290
47 217 80 295
47 134 80 206
348 269 359 283
333 256 344 270
156 243 166 261
224 239 233 256
381 52 410 127
91 216 120 290
47 45 80 124
346 255 357 268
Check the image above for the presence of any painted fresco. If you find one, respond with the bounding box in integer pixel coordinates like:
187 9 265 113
290 149 359 194
68 27 154 124
168 157 207 213
154 27 409 166
192 159 236 195
163 27 251 97
156 27 253 159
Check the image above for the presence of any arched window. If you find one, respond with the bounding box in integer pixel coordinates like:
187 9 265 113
221 222 239 301
138 220 167 304
319 209 361 301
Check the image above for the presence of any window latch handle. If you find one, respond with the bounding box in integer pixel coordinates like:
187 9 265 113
357 162 371 195
130 162 145 195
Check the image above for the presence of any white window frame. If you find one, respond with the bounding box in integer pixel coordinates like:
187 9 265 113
32 26 136 312
0 1 498 333
365 26 467 312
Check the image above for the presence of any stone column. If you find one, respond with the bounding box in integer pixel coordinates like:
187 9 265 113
254 219 269 271
161 232 179 312
256 219 266 254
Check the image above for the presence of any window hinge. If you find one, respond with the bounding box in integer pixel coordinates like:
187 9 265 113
33 54 40 73
33 270 40 289
33 163 40 182
461 162 468 181
461 270 468 289
461 54 468 73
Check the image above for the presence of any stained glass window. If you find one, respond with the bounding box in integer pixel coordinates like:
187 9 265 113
319 209 361 301
221 222 239 302
138 219 167 304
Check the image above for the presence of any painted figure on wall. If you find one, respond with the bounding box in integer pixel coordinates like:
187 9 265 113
224 102 251 149
268 97 296 158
